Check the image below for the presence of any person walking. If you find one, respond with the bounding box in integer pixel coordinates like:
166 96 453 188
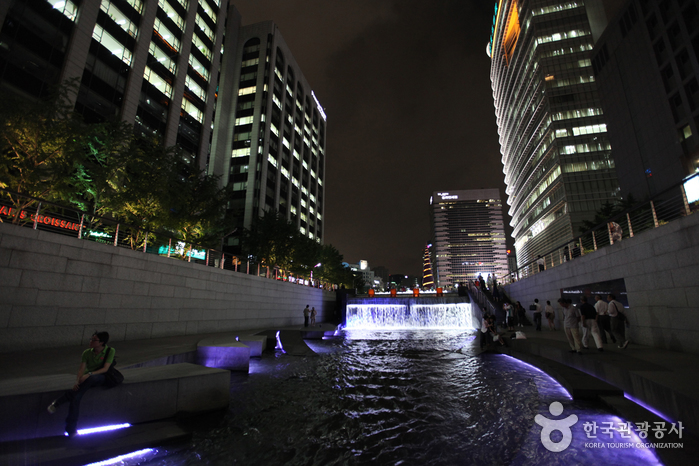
310 306 317 326
545 300 556 330
533 299 543 331
559 298 583 354
580 296 604 351
47 331 115 436
516 301 527 327
607 294 629 349
595 295 615 344
504 302 515 331
303 305 310 328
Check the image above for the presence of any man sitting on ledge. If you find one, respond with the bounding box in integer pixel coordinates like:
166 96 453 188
47 331 115 436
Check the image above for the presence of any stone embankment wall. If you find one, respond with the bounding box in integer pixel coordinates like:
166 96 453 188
505 211 699 353
0 223 336 352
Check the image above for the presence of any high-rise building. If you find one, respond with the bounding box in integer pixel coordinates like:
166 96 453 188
591 0 699 201
430 189 508 288
0 2 326 245
0 0 228 166
208 21 326 246
487 0 621 268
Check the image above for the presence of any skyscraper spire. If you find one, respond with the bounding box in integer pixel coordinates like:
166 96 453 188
422 245 434 289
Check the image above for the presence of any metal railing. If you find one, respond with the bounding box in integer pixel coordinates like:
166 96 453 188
0 189 331 289
505 173 698 283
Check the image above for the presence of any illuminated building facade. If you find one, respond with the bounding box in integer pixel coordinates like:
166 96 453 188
430 189 508 288
591 0 699 201
208 21 326 244
0 0 228 165
488 0 620 268
422 245 434 289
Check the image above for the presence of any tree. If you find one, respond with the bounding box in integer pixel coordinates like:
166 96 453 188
578 195 637 234
0 82 90 222
241 210 298 270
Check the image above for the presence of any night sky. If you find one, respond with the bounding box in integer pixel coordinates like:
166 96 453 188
234 0 508 277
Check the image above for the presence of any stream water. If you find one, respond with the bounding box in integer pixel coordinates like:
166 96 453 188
132 330 661 465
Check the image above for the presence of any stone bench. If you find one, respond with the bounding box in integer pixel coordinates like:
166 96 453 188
0 363 230 442
197 338 251 371
236 335 268 357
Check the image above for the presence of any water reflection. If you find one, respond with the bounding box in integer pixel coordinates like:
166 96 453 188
141 330 661 465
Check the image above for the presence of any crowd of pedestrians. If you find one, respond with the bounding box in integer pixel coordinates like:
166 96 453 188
527 294 630 353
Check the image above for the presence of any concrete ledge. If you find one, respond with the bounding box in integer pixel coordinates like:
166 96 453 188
235 335 267 357
0 363 230 442
197 338 250 371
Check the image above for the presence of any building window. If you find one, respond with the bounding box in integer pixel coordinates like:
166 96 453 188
101 0 138 37
49 0 79 21
182 98 203 123
153 18 181 52
143 67 173 97
188 54 209 80
195 14 214 41
192 33 212 60
149 42 177 74
92 25 132 65
185 75 206 101
158 0 185 31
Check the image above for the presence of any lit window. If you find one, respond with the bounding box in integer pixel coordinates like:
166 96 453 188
283 138 290 149
301 186 308 195
195 13 214 41
292 178 300 188
235 116 254 126
301 199 307 208
158 0 184 30
270 123 279 137
302 160 308 170
281 166 290 178
192 34 212 61
275 67 283 81
241 58 259 68
189 54 209 80
153 18 180 52
238 86 256 96
150 42 177 74
198 0 217 23
185 75 206 101
182 99 203 123
48 0 79 21
273 95 282 109
268 154 278 167
92 25 132 65
293 149 300 160
143 67 172 97
311 170 316 179
232 148 250 158
555 129 568 138
101 0 138 36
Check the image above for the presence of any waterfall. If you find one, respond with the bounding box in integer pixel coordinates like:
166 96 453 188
345 302 476 329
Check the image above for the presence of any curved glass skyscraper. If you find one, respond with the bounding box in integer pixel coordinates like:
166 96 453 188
488 0 620 268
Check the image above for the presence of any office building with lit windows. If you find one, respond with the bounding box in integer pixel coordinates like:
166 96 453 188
487 0 620 268
208 21 326 245
0 1 326 245
0 0 227 164
591 0 699 201
430 189 508 288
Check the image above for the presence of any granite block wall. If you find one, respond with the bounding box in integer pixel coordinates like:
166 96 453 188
505 212 699 353
0 223 336 352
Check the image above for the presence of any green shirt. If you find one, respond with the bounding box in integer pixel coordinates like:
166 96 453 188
81 346 115 373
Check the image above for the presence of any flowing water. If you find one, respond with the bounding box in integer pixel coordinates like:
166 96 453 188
138 330 661 465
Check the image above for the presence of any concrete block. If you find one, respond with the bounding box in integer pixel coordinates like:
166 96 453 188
81 276 101 293
36 290 99 308
55 308 107 326
0 305 11 328
9 306 58 327
0 286 37 306
59 244 114 265
2 233 60 255
125 323 153 340
236 334 267 357
148 283 175 298
65 260 115 279
9 250 67 273
197 338 250 371
671 265 699 288
0 363 229 441
120 294 151 309
19 271 83 292
185 321 199 335
151 321 187 338
98 278 135 295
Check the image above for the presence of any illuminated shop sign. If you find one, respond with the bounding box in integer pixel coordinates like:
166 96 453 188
438 192 459 200
157 242 206 260
0 205 81 231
